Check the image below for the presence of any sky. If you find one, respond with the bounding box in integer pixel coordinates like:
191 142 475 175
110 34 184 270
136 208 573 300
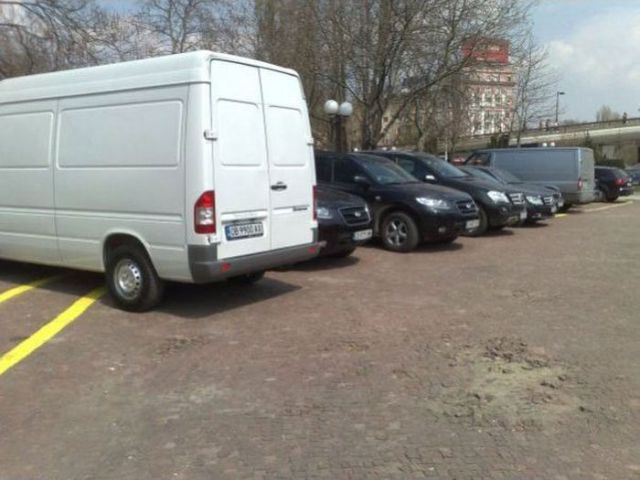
532 0 640 121
100 0 635 122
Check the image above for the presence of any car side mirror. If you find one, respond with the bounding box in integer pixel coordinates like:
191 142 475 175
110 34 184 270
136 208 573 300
353 175 371 188
424 174 437 182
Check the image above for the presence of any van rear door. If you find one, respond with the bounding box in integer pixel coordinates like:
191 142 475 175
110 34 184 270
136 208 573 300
260 68 315 250
210 61 314 260
210 61 272 260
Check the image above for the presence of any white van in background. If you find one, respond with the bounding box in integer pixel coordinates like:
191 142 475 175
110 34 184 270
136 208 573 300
0 51 319 311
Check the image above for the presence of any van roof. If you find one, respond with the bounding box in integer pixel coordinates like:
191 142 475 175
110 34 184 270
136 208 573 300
0 51 298 104
475 147 591 153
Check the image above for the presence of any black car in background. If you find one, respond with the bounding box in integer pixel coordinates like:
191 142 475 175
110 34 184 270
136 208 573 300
626 166 640 186
314 151 480 252
460 165 560 222
316 186 373 257
594 166 634 202
369 151 526 236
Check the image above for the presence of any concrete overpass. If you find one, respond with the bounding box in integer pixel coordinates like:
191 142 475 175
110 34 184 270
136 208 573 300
456 117 640 164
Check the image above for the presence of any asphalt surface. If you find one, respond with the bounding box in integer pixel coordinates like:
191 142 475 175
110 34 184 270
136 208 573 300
1 199 639 479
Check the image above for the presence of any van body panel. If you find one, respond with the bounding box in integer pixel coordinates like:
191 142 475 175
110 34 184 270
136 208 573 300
0 100 59 264
0 51 317 284
260 68 315 250
53 86 189 279
468 148 595 204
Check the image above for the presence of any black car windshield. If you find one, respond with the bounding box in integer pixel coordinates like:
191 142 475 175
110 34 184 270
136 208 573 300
465 167 500 183
414 153 468 178
488 167 522 184
356 156 419 185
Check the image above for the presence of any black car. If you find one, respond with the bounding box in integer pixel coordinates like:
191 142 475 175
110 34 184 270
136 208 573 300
595 166 634 202
460 165 560 222
625 166 640 186
314 151 480 252
316 186 373 257
369 151 526 236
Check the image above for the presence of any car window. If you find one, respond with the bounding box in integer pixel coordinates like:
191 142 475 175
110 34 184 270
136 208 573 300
467 152 490 165
397 158 417 175
414 154 468 178
357 157 418 185
334 157 361 183
315 155 333 182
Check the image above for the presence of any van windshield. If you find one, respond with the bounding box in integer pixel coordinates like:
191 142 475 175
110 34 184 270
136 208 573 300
357 157 420 185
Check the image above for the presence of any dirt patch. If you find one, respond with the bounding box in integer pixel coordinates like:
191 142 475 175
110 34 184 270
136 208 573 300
429 336 583 431
155 335 211 356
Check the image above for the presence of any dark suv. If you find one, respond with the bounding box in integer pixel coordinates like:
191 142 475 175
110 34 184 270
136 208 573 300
369 151 526 236
314 151 480 252
594 166 634 202
460 165 560 222
317 186 373 257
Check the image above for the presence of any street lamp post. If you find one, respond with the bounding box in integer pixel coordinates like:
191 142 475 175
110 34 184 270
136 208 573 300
555 91 565 126
324 99 353 152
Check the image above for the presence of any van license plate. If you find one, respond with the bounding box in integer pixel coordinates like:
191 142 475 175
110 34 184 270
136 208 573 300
353 229 373 241
225 222 264 241
466 219 480 230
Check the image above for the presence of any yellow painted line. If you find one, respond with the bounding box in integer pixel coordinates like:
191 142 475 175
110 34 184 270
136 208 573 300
555 213 568 218
0 286 105 376
0 275 66 305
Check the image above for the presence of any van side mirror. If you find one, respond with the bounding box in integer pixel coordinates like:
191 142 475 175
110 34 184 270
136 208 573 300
353 175 371 188
424 174 437 182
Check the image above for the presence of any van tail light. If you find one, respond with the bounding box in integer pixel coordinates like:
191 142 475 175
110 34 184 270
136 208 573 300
195 191 216 234
615 177 626 186
577 177 584 190
312 185 318 220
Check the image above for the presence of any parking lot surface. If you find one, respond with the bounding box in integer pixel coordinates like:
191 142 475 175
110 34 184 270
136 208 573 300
1 200 639 480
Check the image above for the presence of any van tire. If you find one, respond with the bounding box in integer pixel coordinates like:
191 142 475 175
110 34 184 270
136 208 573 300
105 245 164 312
464 207 488 237
381 211 419 252
229 270 265 284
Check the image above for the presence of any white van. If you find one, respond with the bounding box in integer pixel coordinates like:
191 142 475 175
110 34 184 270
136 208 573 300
0 51 319 311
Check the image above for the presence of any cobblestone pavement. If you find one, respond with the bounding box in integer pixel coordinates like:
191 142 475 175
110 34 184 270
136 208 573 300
1 201 639 480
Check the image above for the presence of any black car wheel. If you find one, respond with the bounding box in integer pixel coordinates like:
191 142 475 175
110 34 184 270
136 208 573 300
106 244 164 312
381 212 419 252
229 270 265 284
464 206 488 237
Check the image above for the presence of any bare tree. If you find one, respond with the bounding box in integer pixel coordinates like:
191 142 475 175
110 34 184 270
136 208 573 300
595 105 621 122
508 32 557 145
0 0 97 77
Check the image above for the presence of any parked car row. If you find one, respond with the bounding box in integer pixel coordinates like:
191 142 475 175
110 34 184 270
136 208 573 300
314 149 579 255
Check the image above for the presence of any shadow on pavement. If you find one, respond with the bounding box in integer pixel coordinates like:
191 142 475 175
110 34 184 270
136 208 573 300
282 254 360 272
155 276 301 319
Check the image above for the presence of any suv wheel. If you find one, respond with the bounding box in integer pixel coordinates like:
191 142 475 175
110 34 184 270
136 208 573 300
464 206 488 237
106 245 164 312
381 212 419 252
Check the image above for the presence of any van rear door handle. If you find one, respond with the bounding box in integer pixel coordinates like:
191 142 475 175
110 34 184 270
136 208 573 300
271 182 287 191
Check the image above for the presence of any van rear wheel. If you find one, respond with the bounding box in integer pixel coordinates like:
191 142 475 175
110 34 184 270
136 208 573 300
106 245 164 312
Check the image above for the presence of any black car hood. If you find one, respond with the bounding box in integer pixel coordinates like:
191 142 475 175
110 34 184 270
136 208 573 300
317 186 366 208
507 182 556 196
380 182 473 201
441 175 505 193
